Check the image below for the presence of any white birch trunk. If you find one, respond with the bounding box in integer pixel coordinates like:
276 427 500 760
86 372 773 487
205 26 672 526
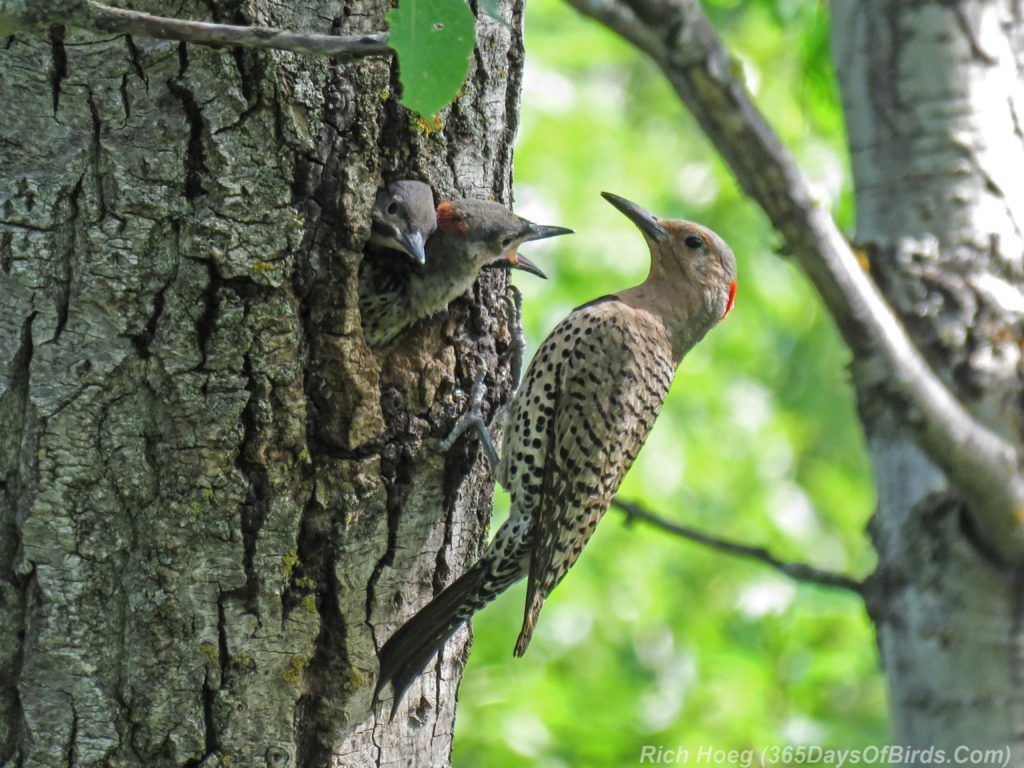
832 0 1024 752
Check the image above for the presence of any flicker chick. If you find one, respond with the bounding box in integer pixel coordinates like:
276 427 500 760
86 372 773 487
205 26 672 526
360 199 572 347
375 192 737 712
368 180 438 265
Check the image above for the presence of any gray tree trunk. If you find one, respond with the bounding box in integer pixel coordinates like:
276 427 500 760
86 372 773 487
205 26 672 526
832 0 1024 753
0 1 524 766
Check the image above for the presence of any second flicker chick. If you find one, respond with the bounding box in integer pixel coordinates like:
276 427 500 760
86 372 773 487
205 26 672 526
360 199 573 347
369 180 438 265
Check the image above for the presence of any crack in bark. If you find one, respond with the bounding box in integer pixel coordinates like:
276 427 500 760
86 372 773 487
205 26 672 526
84 86 105 223
0 220 52 234
291 200 364 763
181 670 219 767
118 72 132 121
166 61 209 201
216 38 265 136
216 590 230 680
1 231 12 275
364 452 408 635
124 35 148 86
280 499 312 623
177 39 188 76
50 175 82 344
112 687 146 766
189 257 271 635
0 311 36 767
111 431 144 768
183 594 229 767
192 261 271 621
289 210 382 767
234 352 270 618
191 261 265 371
131 271 173 358
65 699 78 767
192 260 219 371
48 25 67 117
1010 95 1024 145
293 491 350 768
432 465 459 597
229 15 258 105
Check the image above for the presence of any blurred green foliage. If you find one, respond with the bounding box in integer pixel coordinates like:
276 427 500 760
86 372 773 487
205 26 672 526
452 0 886 764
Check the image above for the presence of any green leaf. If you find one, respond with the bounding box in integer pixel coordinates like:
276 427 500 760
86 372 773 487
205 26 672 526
387 0 477 117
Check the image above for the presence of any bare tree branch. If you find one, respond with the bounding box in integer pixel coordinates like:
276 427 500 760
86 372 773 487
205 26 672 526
568 0 1024 562
612 498 863 594
83 1 390 58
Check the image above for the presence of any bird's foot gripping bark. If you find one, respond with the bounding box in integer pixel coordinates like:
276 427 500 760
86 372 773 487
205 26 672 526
440 360 502 472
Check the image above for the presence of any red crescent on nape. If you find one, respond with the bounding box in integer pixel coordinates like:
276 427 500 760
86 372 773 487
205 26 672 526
437 202 470 235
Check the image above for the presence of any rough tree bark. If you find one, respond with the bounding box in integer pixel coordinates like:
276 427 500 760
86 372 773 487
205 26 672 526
0 1 524 766
833 0 1024 752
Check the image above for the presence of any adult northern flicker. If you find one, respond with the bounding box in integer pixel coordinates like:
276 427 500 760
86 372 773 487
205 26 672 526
375 192 737 712
368 180 438 264
360 199 572 347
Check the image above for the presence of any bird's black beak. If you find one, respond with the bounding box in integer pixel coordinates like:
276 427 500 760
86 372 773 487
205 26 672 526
502 222 570 279
601 192 668 242
398 230 427 265
509 252 548 279
523 223 574 243
507 223 570 278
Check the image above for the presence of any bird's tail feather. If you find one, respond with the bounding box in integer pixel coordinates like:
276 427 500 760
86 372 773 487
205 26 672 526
513 592 544 658
375 559 502 717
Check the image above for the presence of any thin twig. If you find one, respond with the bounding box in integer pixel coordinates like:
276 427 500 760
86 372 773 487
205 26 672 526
612 498 863 594
84 1 391 58
567 0 1024 562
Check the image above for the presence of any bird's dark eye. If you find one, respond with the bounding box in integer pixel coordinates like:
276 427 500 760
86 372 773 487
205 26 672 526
386 201 399 215
684 234 704 249
501 236 515 249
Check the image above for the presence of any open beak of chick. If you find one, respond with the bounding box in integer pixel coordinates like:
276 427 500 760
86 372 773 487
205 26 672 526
505 223 574 279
